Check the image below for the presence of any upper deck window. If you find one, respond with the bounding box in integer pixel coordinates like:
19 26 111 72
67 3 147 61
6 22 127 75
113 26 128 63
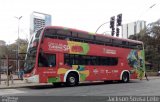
78 33 94 40
95 36 111 43
44 29 57 38
57 30 71 36
128 42 143 50
43 28 143 50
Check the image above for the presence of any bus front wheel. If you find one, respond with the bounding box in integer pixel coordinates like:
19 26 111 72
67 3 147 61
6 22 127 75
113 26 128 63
66 73 78 87
122 72 129 83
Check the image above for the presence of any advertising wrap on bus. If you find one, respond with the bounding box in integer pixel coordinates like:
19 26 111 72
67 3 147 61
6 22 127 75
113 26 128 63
24 26 145 86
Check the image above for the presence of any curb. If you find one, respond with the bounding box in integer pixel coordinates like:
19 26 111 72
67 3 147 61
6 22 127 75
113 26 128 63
0 79 22 81
148 76 160 80
0 77 159 89
0 83 52 89
0 85 29 89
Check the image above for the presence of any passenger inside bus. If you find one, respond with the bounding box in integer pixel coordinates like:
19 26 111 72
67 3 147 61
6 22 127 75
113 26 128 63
38 53 56 67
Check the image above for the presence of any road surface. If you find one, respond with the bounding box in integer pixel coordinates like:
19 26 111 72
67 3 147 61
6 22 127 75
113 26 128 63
0 78 160 102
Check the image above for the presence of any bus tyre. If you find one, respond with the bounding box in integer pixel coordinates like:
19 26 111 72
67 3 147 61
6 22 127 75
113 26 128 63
104 80 112 84
53 83 62 87
122 72 129 83
66 73 78 87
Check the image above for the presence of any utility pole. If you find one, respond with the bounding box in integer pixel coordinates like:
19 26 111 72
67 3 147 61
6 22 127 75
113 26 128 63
15 16 22 73
6 54 9 86
135 3 156 40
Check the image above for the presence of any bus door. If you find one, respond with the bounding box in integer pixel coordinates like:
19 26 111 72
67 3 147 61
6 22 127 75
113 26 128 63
38 52 57 83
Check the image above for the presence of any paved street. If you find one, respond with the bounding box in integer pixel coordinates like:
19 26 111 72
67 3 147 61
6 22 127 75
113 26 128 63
0 78 160 96
0 77 160 102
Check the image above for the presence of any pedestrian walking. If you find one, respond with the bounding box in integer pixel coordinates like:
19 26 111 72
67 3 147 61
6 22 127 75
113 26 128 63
8 65 13 80
145 72 149 81
19 69 24 80
7 64 14 84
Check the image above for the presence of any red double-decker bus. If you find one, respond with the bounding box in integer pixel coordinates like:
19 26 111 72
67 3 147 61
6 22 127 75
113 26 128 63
24 26 145 86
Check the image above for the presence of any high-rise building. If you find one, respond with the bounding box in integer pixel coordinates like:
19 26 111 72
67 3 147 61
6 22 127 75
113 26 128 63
0 40 6 46
122 20 146 39
30 11 52 37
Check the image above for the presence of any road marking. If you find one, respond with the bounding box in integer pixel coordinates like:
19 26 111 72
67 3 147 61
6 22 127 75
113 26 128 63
0 89 26 95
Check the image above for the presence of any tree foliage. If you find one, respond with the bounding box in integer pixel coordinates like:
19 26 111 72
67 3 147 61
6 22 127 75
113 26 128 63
0 39 28 69
129 19 160 71
0 45 8 58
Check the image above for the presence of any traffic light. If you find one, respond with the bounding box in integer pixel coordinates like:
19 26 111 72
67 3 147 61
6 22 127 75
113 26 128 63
111 28 115 36
110 16 115 28
116 28 120 37
117 14 122 26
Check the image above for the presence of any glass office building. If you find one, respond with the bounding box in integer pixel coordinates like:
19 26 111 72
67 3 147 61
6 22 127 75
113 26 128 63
30 11 52 37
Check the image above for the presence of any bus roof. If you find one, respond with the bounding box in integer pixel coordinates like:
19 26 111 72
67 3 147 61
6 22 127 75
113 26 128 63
44 26 143 45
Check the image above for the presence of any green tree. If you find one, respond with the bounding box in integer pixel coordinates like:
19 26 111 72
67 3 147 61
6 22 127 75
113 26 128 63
0 39 28 70
129 19 160 71
16 38 28 54
0 45 8 58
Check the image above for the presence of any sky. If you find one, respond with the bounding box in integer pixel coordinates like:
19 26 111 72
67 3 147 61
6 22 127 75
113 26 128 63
0 0 160 44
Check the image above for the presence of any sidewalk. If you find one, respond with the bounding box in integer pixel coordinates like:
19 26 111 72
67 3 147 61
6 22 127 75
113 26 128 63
0 74 19 80
146 76 160 80
0 75 160 89
0 74 51 89
0 80 52 89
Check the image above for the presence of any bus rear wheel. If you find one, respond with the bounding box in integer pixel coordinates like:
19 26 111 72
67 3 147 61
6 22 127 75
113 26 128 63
122 72 129 83
66 73 78 87
104 80 113 84
53 82 62 87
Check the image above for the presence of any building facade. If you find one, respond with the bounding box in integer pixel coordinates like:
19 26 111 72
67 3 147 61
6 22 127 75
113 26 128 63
0 40 6 46
122 20 146 39
30 11 52 37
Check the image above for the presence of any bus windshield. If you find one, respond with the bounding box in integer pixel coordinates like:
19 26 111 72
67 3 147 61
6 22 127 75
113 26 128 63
24 48 36 73
24 29 42 73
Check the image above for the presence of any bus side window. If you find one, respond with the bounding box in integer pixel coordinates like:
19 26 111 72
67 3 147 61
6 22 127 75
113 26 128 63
48 54 56 67
38 53 48 67
38 53 56 67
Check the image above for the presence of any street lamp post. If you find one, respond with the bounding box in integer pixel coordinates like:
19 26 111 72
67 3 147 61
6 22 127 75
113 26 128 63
135 3 156 40
95 21 110 34
15 16 22 73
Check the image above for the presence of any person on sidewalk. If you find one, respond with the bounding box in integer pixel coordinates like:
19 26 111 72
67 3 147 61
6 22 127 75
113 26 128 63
6 64 14 84
19 69 24 80
139 69 149 81
145 72 149 81
8 65 13 80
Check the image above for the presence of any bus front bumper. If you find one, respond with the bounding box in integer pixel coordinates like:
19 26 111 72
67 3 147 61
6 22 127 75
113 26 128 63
24 75 39 83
